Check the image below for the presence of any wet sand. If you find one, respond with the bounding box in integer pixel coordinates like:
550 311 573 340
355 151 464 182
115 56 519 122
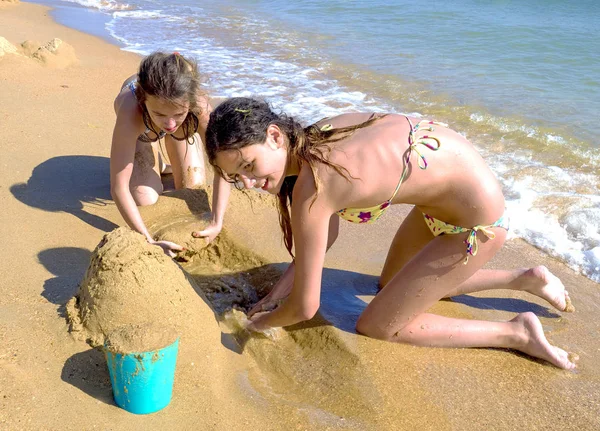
1 2 599 430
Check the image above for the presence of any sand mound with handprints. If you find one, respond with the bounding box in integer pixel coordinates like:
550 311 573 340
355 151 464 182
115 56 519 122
66 227 215 347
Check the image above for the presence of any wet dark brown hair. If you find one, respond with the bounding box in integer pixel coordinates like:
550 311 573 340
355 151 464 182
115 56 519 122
205 97 383 256
135 52 204 144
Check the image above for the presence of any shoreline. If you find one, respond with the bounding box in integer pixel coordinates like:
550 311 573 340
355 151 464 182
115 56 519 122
23 0 123 47
1 1 599 430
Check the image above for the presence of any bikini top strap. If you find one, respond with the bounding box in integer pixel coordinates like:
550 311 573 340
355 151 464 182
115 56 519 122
128 80 137 99
386 116 442 203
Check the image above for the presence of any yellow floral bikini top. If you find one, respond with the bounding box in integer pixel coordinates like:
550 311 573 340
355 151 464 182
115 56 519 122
336 116 444 224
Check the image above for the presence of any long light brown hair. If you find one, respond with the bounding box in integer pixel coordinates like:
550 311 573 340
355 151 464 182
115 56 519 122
135 52 204 144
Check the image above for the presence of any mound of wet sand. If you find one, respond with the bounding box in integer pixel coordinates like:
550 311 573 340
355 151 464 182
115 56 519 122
65 185 460 427
66 227 215 347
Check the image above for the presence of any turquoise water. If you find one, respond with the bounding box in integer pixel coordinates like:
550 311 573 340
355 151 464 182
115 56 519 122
230 0 600 145
31 0 600 281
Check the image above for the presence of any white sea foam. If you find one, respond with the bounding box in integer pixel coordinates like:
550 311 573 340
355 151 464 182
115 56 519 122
62 0 129 11
498 160 600 281
111 10 167 19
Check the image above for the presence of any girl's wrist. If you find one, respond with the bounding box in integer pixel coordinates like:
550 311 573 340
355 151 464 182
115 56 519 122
211 214 224 227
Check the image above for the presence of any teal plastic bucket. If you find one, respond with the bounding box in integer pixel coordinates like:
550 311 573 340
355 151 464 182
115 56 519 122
105 338 179 414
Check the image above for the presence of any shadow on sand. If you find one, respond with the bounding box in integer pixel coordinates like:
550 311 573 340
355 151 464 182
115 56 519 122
10 155 118 232
38 247 92 317
61 348 114 406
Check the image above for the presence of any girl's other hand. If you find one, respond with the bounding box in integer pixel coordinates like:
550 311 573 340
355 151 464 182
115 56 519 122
192 220 222 244
247 311 270 332
149 239 185 258
248 290 289 318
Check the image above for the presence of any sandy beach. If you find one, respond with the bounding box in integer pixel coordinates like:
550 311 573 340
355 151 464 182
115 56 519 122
1 2 599 430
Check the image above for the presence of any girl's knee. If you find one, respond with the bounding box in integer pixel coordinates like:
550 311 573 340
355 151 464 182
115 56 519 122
179 165 205 189
357 314 418 343
356 315 394 341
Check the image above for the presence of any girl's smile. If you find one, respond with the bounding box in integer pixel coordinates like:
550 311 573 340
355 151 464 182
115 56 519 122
215 127 289 194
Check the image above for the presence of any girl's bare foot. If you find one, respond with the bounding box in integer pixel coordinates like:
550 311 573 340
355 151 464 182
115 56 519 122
511 312 577 370
522 266 574 312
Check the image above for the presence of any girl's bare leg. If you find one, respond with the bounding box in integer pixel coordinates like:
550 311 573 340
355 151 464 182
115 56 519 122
380 207 571 311
381 311 575 369
443 266 572 312
165 133 205 189
361 225 577 369
129 139 163 206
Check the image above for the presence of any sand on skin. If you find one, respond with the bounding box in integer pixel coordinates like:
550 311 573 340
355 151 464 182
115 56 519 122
1 2 600 430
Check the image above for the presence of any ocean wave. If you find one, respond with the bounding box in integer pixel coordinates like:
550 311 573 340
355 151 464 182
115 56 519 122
62 0 129 12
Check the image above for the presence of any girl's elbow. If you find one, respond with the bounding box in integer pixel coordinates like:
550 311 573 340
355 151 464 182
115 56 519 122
297 302 319 321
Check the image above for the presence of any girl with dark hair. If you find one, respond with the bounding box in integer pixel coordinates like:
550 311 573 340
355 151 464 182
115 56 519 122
111 52 229 256
205 97 577 370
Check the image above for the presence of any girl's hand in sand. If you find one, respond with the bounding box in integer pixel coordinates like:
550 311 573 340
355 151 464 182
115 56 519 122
192 220 222 244
249 262 296 318
248 286 291 318
149 239 184 258
248 295 285 318
247 312 271 332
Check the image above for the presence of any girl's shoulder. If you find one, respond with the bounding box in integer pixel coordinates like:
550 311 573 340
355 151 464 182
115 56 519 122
113 88 145 137
313 112 383 130
293 160 348 214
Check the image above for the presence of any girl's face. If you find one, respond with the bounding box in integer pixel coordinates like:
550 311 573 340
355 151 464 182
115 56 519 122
145 95 190 134
215 125 288 194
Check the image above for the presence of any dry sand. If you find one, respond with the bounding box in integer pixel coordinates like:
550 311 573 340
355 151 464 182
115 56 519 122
1 2 599 430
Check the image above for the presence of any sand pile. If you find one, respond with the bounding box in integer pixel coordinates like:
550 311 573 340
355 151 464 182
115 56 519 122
66 227 215 347
0 34 76 67
27 38 77 68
